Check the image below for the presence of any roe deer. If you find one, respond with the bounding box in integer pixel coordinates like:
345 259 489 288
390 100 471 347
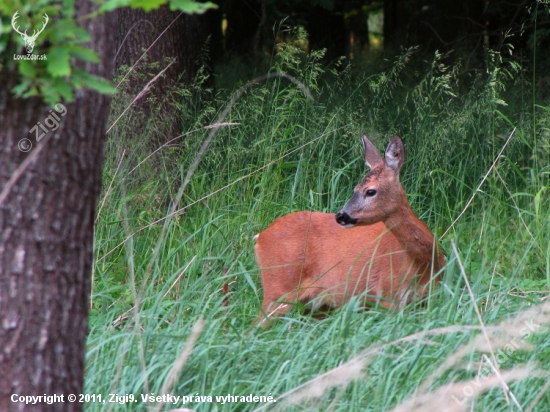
254 134 445 326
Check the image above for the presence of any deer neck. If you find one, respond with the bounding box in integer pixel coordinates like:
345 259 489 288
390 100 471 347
384 192 441 270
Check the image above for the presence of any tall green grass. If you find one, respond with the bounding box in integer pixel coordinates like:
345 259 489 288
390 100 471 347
87 35 550 411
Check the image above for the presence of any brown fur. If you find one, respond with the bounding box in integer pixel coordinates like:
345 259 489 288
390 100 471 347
254 135 445 326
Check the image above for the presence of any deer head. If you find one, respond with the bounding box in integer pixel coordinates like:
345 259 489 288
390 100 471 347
335 135 406 227
12 11 49 54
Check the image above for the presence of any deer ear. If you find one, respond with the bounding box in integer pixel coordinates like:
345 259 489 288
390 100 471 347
384 135 405 173
362 134 383 169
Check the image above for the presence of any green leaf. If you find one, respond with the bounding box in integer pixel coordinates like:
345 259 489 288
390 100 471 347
47 47 71 77
53 78 74 101
241 265 257 293
100 0 132 12
11 78 33 97
18 60 36 78
4 0 217 106
169 0 218 13
128 0 166 11
39 80 62 106
22 86 41 99
535 187 545 217
80 72 116 95
535 104 550 113
48 22 90 44
68 45 99 63
61 0 75 15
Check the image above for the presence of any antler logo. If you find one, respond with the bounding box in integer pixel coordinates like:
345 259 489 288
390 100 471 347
11 11 49 54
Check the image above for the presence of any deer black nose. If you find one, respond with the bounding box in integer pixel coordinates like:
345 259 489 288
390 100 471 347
335 211 358 226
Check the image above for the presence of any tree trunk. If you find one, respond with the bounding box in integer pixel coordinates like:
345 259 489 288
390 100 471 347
0 2 114 410
115 5 217 86
113 5 219 141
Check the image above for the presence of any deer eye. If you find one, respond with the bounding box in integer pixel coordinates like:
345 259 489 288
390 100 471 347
365 189 377 197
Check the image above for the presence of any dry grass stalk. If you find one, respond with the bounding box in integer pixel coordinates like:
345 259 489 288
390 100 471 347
389 368 535 412
283 358 369 408
255 300 549 412
153 317 205 412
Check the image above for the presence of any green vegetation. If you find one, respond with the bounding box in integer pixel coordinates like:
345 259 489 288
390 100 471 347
0 0 215 104
88 36 550 411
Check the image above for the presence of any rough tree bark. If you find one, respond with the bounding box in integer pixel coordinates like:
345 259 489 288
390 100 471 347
0 1 114 411
114 5 218 85
113 5 220 141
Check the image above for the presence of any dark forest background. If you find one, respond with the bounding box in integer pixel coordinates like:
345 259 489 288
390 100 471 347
114 0 550 91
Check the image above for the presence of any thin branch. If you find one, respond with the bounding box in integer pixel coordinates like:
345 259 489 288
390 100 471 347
153 317 204 412
96 123 348 264
107 60 175 135
482 354 524 411
95 149 127 224
451 240 510 404
143 73 313 278
114 19 156 64
115 12 184 90
441 128 515 239
494 167 541 252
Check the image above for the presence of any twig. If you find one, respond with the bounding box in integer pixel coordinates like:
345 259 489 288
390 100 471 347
494 167 541 252
96 124 348 263
115 12 184 90
153 317 204 412
107 59 175 134
114 19 156 64
119 181 150 396
120 123 240 184
162 256 196 299
95 149 127 224
451 240 510 404
143 73 313 278
441 128 516 239
482 354 524 411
